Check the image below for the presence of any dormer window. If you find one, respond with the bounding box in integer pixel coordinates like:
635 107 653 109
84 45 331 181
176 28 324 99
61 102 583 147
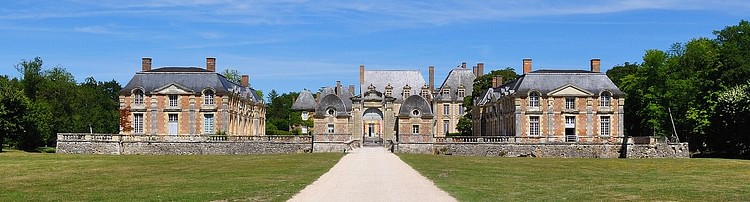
600 91 612 107
421 86 430 98
133 89 144 104
168 95 178 107
326 109 336 116
412 109 420 116
403 85 411 98
442 88 450 95
457 88 465 98
528 92 540 107
385 84 393 97
203 89 214 105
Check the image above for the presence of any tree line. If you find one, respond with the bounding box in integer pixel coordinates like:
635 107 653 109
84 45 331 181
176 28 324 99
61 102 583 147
1 57 121 152
607 20 750 158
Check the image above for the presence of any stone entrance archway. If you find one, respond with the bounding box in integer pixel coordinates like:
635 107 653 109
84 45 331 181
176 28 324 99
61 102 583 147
363 108 384 145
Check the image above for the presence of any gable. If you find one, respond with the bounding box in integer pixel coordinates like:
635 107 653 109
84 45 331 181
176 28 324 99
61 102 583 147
153 83 194 94
547 84 593 97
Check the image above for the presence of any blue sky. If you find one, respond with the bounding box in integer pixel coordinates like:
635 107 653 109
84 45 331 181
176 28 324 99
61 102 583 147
0 1 748 95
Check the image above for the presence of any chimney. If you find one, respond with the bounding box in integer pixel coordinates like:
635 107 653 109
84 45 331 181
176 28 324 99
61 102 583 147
429 65 435 93
461 62 467 69
492 77 498 88
477 62 484 77
336 80 342 96
206 57 216 72
359 64 365 92
590 58 601 73
523 58 533 74
349 85 355 96
241 75 249 87
498 76 504 86
141 57 152 71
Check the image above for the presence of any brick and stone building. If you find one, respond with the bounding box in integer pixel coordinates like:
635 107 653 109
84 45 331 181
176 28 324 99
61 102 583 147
472 58 625 143
119 57 265 136
291 63 479 142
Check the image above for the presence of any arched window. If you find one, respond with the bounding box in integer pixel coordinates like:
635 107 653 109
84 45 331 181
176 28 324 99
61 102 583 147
411 109 420 116
204 89 215 105
528 91 540 107
600 91 612 107
133 89 144 104
327 108 336 116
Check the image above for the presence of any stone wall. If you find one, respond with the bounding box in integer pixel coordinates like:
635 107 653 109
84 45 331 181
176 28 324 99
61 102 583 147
57 141 122 154
394 142 689 158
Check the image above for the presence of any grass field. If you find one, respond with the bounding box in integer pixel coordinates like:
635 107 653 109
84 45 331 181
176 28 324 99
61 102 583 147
399 154 750 201
0 150 343 201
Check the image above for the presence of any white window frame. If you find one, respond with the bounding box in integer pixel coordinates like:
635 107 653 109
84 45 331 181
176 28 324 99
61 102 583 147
133 113 144 134
327 124 335 134
442 88 450 95
529 92 540 107
443 120 450 134
204 114 214 134
457 89 465 97
459 104 464 115
168 95 178 107
600 116 611 136
412 125 420 134
204 90 214 105
565 97 575 110
443 104 450 115
385 89 393 97
403 89 411 98
529 116 540 136
133 89 144 104
600 92 612 107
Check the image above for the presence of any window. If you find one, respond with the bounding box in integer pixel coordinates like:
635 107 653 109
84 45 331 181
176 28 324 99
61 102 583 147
133 113 144 134
457 89 465 98
529 116 540 136
168 114 178 122
442 88 450 95
411 109 420 116
385 89 393 97
529 92 540 107
600 116 610 136
403 89 410 98
421 88 430 97
443 120 450 134
133 89 144 104
459 104 464 115
565 116 575 128
301 111 309 120
327 109 336 116
204 114 214 134
412 125 420 134
443 104 450 115
327 124 335 134
204 90 214 105
600 92 612 107
168 95 178 107
565 97 575 110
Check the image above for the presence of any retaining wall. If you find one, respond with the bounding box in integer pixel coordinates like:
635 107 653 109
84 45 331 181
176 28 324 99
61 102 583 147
395 142 689 158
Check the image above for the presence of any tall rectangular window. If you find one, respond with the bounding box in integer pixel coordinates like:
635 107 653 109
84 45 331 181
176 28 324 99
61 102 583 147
412 125 420 134
529 92 540 107
168 95 178 107
443 104 450 115
529 116 540 136
204 114 214 134
457 89 465 97
327 124 335 134
459 104 465 115
601 116 610 136
133 113 144 134
565 97 575 110
204 91 214 105
443 120 450 134
133 90 144 104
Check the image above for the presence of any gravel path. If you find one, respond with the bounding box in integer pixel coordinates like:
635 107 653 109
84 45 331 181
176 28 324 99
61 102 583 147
288 147 457 202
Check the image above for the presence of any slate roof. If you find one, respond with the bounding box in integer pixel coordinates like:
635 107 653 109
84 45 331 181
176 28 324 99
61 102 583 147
398 95 434 117
481 69 624 104
120 67 262 103
319 86 354 111
361 70 426 102
291 89 316 111
434 68 476 102
314 94 350 117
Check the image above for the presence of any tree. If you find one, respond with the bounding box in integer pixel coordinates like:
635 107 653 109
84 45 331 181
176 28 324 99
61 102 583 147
0 76 30 152
458 67 519 136
714 20 750 87
221 69 242 84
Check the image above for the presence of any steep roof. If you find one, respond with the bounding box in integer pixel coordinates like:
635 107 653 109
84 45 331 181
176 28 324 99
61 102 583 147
314 94 350 117
291 89 316 111
398 95 434 117
361 70 426 102
495 69 625 97
319 86 354 111
435 68 476 102
120 67 261 103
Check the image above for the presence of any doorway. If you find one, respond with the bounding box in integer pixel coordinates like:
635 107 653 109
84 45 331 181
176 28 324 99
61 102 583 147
368 123 375 137
168 114 178 136
565 116 576 142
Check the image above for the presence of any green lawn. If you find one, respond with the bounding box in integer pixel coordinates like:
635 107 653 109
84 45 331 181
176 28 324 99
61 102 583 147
0 150 343 201
399 154 750 201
